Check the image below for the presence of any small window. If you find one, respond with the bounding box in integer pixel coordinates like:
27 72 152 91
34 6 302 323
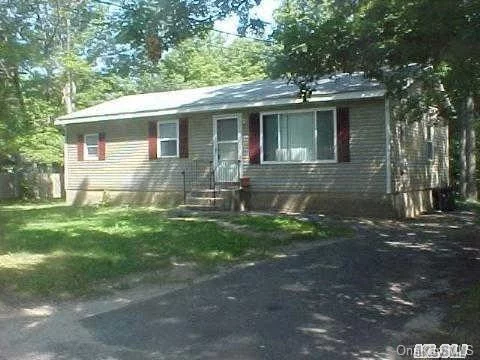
426 126 434 161
158 120 179 157
84 133 99 160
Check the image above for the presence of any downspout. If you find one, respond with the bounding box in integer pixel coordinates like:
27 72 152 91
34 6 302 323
385 98 392 194
63 126 69 198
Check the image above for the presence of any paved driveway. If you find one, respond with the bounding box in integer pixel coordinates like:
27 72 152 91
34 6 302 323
2 211 479 359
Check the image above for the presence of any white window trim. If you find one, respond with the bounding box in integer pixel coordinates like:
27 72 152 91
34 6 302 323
212 113 243 176
84 133 99 161
260 107 337 164
426 125 434 162
157 119 179 158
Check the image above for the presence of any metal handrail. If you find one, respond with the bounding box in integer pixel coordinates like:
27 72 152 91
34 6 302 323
181 159 241 207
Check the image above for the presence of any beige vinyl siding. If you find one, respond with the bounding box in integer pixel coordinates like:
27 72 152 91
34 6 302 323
65 117 208 191
392 119 449 192
65 100 388 194
242 100 387 193
189 113 213 160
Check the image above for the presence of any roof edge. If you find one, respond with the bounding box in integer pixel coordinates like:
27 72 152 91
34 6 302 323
55 89 386 126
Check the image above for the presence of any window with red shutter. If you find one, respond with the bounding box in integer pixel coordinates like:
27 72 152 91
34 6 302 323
179 118 189 158
98 132 106 161
336 107 350 162
148 121 157 160
77 134 84 161
248 112 260 164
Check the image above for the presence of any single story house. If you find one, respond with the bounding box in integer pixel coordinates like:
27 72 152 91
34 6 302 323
55 73 449 217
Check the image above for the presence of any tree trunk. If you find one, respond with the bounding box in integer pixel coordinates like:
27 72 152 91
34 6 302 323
459 111 467 196
12 66 26 115
459 94 478 200
465 95 477 199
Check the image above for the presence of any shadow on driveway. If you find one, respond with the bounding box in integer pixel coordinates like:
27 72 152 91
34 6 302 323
72 211 480 359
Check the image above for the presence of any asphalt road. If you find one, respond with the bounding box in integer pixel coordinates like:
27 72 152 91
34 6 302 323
3 212 479 360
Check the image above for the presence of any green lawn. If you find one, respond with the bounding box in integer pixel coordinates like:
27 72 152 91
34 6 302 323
456 199 480 223
0 203 350 300
226 214 349 240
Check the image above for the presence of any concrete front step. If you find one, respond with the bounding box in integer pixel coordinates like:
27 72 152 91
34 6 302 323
188 189 233 198
182 187 240 210
184 194 225 207
185 197 225 205
177 204 223 211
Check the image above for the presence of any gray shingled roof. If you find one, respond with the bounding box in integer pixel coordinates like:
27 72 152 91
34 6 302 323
56 73 385 125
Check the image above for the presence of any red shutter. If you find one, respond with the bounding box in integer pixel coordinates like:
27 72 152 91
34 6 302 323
337 107 350 162
249 112 260 164
179 118 189 158
98 132 106 160
148 121 157 160
77 134 84 161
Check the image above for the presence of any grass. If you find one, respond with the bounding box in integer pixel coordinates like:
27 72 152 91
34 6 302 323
226 214 352 240
456 198 480 212
0 203 350 300
456 199 480 223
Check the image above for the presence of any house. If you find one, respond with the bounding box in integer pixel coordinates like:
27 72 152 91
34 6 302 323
55 74 449 218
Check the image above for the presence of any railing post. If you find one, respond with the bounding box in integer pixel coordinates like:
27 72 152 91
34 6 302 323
212 161 216 207
209 161 213 190
181 170 186 204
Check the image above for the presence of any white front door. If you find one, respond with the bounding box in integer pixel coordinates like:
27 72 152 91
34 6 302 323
213 115 241 183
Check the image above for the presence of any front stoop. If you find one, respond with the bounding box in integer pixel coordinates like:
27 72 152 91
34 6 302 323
180 188 242 211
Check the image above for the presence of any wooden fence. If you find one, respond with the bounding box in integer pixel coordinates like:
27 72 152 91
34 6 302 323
0 171 63 200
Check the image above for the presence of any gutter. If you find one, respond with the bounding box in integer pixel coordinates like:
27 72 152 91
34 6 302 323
55 89 386 126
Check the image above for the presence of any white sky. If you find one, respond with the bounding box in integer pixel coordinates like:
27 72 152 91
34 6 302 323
214 0 281 35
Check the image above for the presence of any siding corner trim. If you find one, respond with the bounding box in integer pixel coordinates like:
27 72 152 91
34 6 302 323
385 98 392 194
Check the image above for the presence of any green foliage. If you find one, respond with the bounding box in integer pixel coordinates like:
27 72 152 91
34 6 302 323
0 1 271 168
272 0 479 196
272 0 480 96
138 32 270 92
113 0 265 65
271 0 357 78
227 214 353 240
15 127 63 165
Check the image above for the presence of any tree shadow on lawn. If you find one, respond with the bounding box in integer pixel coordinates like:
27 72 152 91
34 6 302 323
0 206 270 302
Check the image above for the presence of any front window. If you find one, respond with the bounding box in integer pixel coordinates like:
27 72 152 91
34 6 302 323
262 109 336 163
84 133 99 160
426 125 434 161
158 120 179 157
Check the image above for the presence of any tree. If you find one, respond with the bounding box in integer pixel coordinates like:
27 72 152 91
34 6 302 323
272 0 480 200
0 0 123 167
0 1 272 169
138 32 270 92
112 0 265 66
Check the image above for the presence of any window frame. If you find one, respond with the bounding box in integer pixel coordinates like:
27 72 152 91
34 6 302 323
84 133 99 161
426 125 434 162
260 107 338 164
157 119 180 158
